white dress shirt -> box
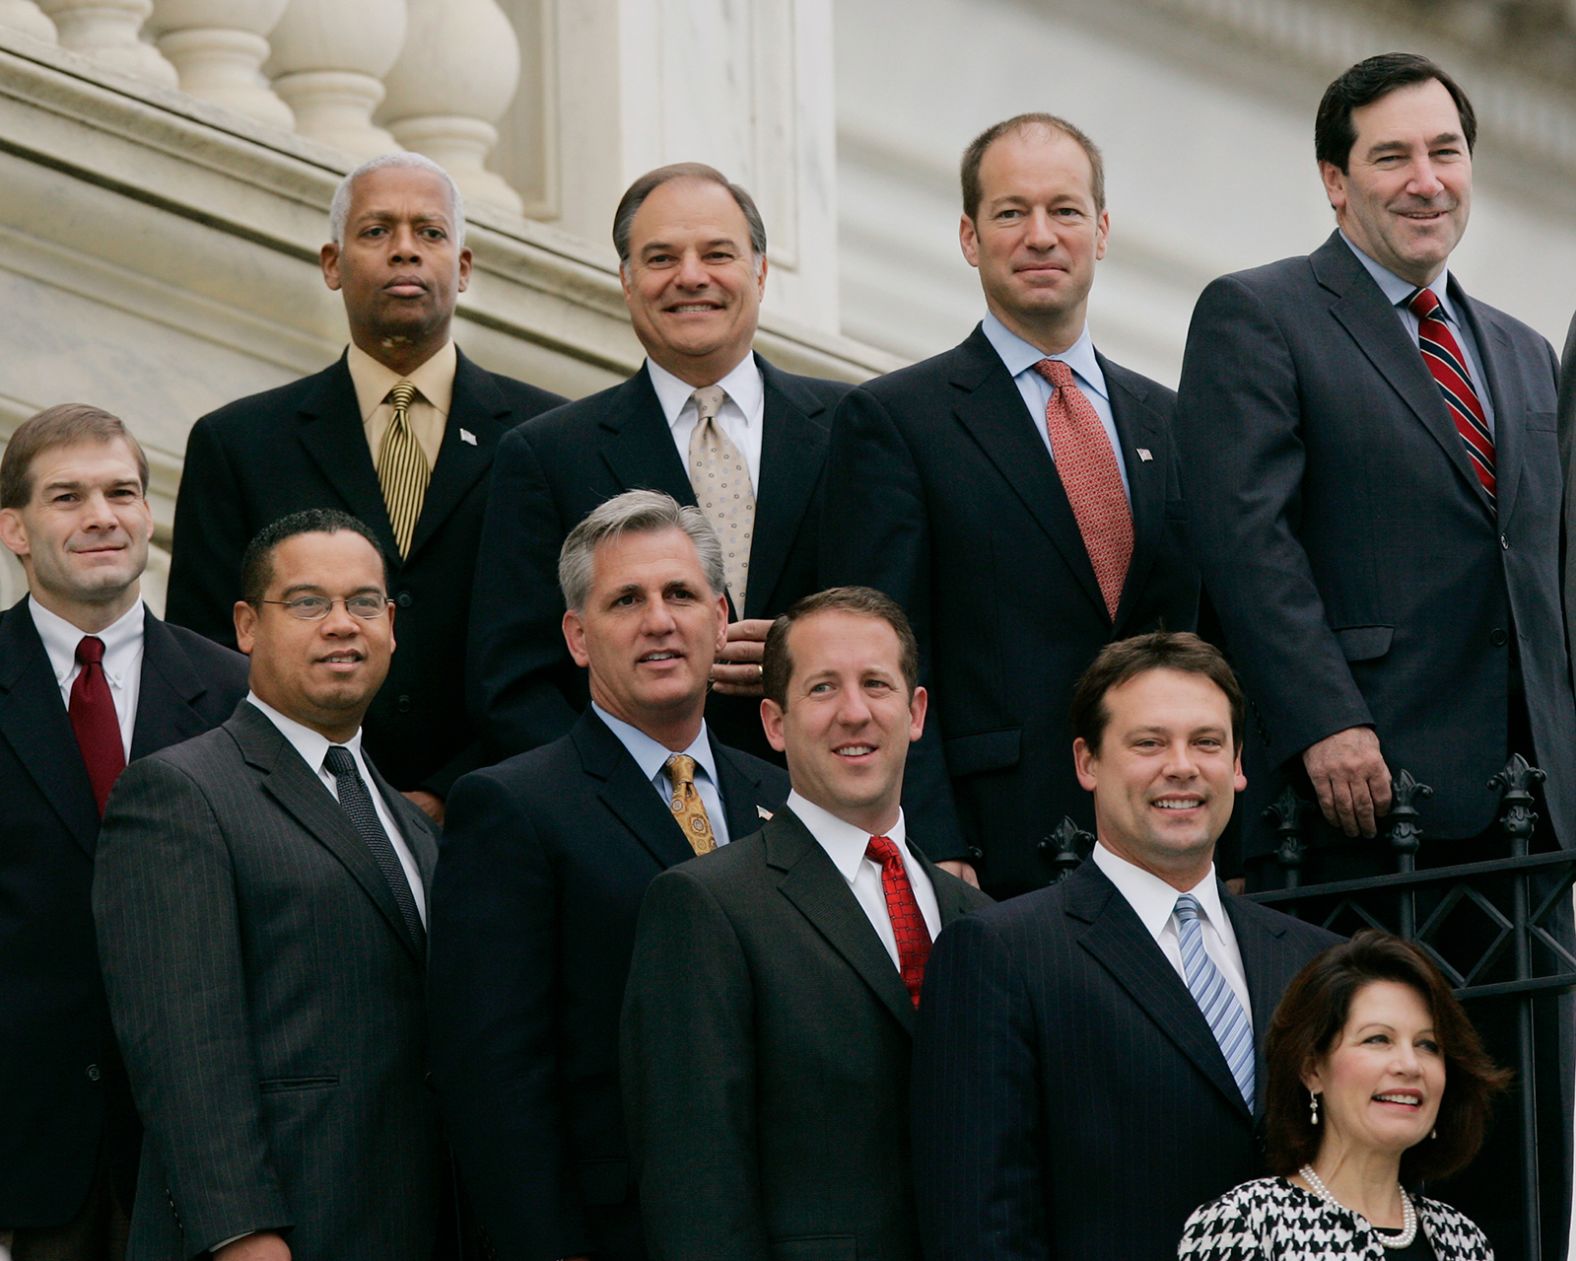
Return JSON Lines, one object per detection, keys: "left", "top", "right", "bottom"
{"left": 647, "top": 353, "right": 766, "bottom": 493}
{"left": 30, "top": 596, "right": 144, "bottom": 760}
{"left": 787, "top": 792, "right": 941, "bottom": 970}
{"left": 245, "top": 693, "right": 426, "bottom": 924}
{"left": 1092, "top": 841, "right": 1251, "bottom": 1018}
{"left": 592, "top": 703, "right": 731, "bottom": 847}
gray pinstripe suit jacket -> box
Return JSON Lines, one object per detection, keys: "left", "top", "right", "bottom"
{"left": 92, "top": 700, "right": 443, "bottom": 1261}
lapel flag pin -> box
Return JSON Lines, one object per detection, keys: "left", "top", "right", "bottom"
{"left": 757, "top": 805, "right": 774, "bottom": 820}
{"left": 460, "top": 428, "right": 477, "bottom": 446}
{"left": 1136, "top": 447, "right": 1153, "bottom": 462}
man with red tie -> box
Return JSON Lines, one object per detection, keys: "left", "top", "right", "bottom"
{"left": 620, "top": 586, "right": 990, "bottom": 1261}
{"left": 0, "top": 405, "right": 246, "bottom": 1261}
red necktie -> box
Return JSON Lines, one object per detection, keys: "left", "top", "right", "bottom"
{"left": 1407, "top": 287, "right": 1495, "bottom": 502}
{"left": 1033, "top": 359, "right": 1133, "bottom": 619}
{"left": 865, "top": 835, "right": 932, "bottom": 1008}
{"left": 70, "top": 635, "right": 126, "bottom": 815}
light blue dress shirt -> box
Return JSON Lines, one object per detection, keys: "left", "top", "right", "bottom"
{"left": 591, "top": 703, "right": 730, "bottom": 847}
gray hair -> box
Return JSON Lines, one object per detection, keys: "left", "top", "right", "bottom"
{"left": 558, "top": 490, "right": 726, "bottom": 612}
{"left": 328, "top": 152, "right": 467, "bottom": 247}
{"left": 611, "top": 162, "right": 767, "bottom": 267}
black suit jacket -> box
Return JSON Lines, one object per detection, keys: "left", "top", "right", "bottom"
{"left": 468, "top": 355, "right": 850, "bottom": 763}
{"left": 911, "top": 859, "right": 1338, "bottom": 1261}
{"left": 93, "top": 702, "right": 443, "bottom": 1261}
{"left": 621, "top": 808, "right": 992, "bottom": 1261}
{"left": 1176, "top": 233, "right": 1575, "bottom": 858}
{"left": 1559, "top": 309, "right": 1576, "bottom": 679}
{"left": 820, "top": 327, "right": 1198, "bottom": 894}
{"left": 428, "top": 709, "right": 789, "bottom": 1261}
{"left": 0, "top": 599, "right": 247, "bottom": 1229}
{"left": 164, "top": 349, "right": 565, "bottom": 795}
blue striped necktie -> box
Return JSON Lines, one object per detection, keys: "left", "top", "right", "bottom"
{"left": 1174, "top": 893, "right": 1255, "bottom": 1110}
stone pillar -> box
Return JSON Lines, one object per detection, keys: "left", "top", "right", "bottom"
{"left": 0, "top": 0, "right": 56, "bottom": 42}
{"left": 266, "top": 0, "right": 404, "bottom": 161}
{"left": 150, "top": 0, "right": 293, "bottom": 129}
{"left": 379, "top": 0, "right": 523, "bottom": 214}
{"left": 37, "top": 0, "right": 177, "bottom": 84}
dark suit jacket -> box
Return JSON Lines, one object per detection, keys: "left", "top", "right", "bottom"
{"left": 621, "top": 807, "right": 992, "bottom": 1261}
{"left": 820, "top": 327, "right": 1198, "bottom": 894}
{"left": 910, "top": 859, "right": 1338, "bottom": 1261}
{"left": 164, "top": 349, "right": 565, "bottom": 795}
{"left": 0, "top": 600, "right": 246, "bottom": 1230}
{"left": 428, "top": 709, "right": 788, "bottom": 1260}
{"left": 1559, "top": 310, "right": 1576, "bottom": 679}
{"left": 92, "top": 702, "right": 443, "bottom": 1261}
{"left": 468, "top": 355, "right": 850, "bottom": 763}
{"left": 1176, "top": 233, "right": 1575, "bottom": 858}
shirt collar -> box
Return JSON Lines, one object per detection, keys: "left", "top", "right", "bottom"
{"left": 645, "top": 352, "right": 763, "bottom": 427}
{"left": 785, "top": 790, "right": 908, "bottom": 886}
{"left": 1338, "top": 231, "right": 1454, "bottom": 319}
{"left": 245, "top": 691, "right": 364, "bottom": 774}
{"left": 981, "top": 311, "right": 1108, "bottom": 401}
{"left": 28, "top": 596, "right": 144, "bottom": 689}
{"left": 590, "top": 702, "right": 718, "bottom": 788}
{"left": 1091, "top": 840, "right": 1225, "bottom": 938}
{"left": 346, "top": 339, "right": 458, "bottom": 423}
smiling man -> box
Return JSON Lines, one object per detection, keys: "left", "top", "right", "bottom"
{"left": 468, "top": 162, "right": 850, "bottom": 767}
{"left": 820, "top": 114, "right": 1198, "bottom": 899}
{"left": 428, "top": 490, "right": 787, "bottom": 1261}
{"left": 165, "top": 153, "right": 564, "bottom": 822}
{"left": 911, "top": 632, "right": 1336, "bottom": 1261}
{"left": 620, "top": 586, "right": 989, "bottom": 1261}
{"left": 93, "top": 509, "right": 445, "bottom": 1261}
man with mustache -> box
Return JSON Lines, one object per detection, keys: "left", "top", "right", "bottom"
{"left": 1175, "top": 52, "right": 1574, "bottom": 1259}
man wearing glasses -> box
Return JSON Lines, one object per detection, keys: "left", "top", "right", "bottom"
{"left": 93, "top": 508, "right": 447, "bottom": 1261}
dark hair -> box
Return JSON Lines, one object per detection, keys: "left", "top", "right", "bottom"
{"left": 1265, "top": 931, "right": 1511, "bottom": 1182}
{"left": 240, "top": 509, "right": 387, "bottom": 605}
{"left": 763, "top": 586, "right": 919, "bottom": 708}
{"left": 1315, "top": 53, "right": 1477, "bottom": 172}
{"left": 0, "top": 404, "right": 150, "bottom": 509}
{"left": 612, "top": 162, "right": 768, "bottom": 265}
{"left": 961, "top": 113, "right": 1106, "bottom": 219}
{"left": 1070, "top": 631, "right": 1245, "bottom": 754}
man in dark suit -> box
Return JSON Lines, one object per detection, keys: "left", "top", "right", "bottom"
{"left": 94, "top": 510, "right": 444, "bottom": 1261}
{"left": 820, "top": 115, "right": 1198, "bottom": 898}
{"left": 0, "top": 406, "right": 247, "bottom": 1261}
{"left": 622, "top": 586, "right": 991, "bottom": 1261}
{"left": 468, "top": 162, "right": 850, "bottom": 764}
{"left": 911, "top": 633, "right": 1338, "bottom": 1261}
{"left": 165, "top": 153, "right": 564, "bottom": 820}
{"left": 1561, "top": 310, "right": 1576, "bottom": 674}
{"left": 429, "top": 490, "right": 788, "bottom": 1261}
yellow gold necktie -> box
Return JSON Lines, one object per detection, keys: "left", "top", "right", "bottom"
{"left": 376, "top": 380, "right": 428, "bottom": 558}
{"left": 665, "top": 753, "right": 717, "bottom": 855}
{"left": 686, "top": 385, "right": 754, "bottom": 613}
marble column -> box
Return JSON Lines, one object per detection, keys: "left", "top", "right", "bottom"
{"left": 37, "top": 0, "right": 178, "bottom": 85}
{"left": 0, "top": 0, "right": 56, "bottom": 41}
{"left": 150, "top": 0, "right": 293, "bottom": 128}
{"left": 266, "top": 0, "right": 404, "bottom": 160}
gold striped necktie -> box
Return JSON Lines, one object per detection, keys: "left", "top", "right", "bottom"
{"left": 376, "top": 379, "right": 429, "bottom": 558}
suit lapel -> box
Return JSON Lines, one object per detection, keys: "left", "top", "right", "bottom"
{"left": 769, "top": 810, "right": 916, "bottom": 1034}
{"left": 1223, "top": 889, "right": 1295, "bottom": 1114}
{"left": 406, "top": 350, "right": 511, "bottom": 563}
{"left": 1451, "top": 283, "right": 1525, "bottom": 524}
{"left": 0, "top": 601, "right": 99, "bottom": 852}
{"left": 233, "top": 703, "right": 425, "bottom": 962}
{"left": 572, "top": 710, "right": 699, "bottom": 870}
{"left": 294, "top": 355, "right": 403, "bottom": 558}
{"left": 130, "top": 610, "right": 223, "bottom": 759}
{"left": 596, "top": 369, "right": 697, "bottom": 508}
{"left": 1103, "top": 357, "right": 1169, "bottom": 630}
{"left": 366, "top": 753, "right": 438, "bottom": 890}
{"left": 711, "top": 733, "right": 779, "bottom": 840}
{"left": 949, "top": 328, "right": 1108, "bottom": 618}
{"left": 1067, "top": 864, "right": 1251, "bottom": 1117}
{"left": 745, "top": 357, "right": 830, "bottom": 618}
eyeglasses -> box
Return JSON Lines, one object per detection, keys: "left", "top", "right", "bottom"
{"left": 255, "top": 595, "right": 391, "bottom": 621}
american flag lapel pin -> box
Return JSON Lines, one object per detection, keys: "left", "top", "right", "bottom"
{"left": 1136, "top": 447, "right": 1153, "bottom": 462}
{"left": 460, "top": 428, "right": 478, "bottom": 446}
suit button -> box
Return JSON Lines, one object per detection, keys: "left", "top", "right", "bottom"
{"left": 1490, "top": 628, "right": 1508, "bottom": 646}
{"left": 85, "top": 1063, "right": 101, "bottom": 1082}
{"left": 397, "top": 694, "right": 413, "bottom": 714}
{"left": 396, "top": 591, "right": 414, "bottom": 608}
{"left": 1500, "top": 534, "right": 1510, "bottom": 550}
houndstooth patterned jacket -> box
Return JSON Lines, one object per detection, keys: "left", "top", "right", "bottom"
{"left": 1177, "top": 1177, "right": 1493, "bottom": 1260}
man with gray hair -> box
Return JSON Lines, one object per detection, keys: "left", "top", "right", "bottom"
{"left": 468, "top": 161, "right": 850, "bottom": 767}
{"left": 165, "top": 152, "right": 564, "bottom": 822}
{"left": 428, "top": 489, "right": 788, "bottom": 1261}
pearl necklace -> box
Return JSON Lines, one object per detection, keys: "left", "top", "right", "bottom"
{"left": 1298, "top": 1164, "right": 1418, "bottom": 1250}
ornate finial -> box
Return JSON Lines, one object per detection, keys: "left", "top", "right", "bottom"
{"left": 1038, "top": 816, "right": 1092, "bottom": 883}
{"left": 1384, "top": 768, "right": 1433, "bottom": 861}
{"left": 1490, "top": 753, "right": 1545, "bottom": 854}
{"left": 1264, "top": 785, "right": 1307, "bottom": 883}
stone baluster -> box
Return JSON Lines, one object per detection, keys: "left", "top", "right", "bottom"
{"left": 378, "top": 0, "right": 522, "bottom": 214}
{"left": 36, "top": 0, "right": 177, "bottom": 85}
{"left": 0, "top": 0, "right": 57, "bottom": 42}
{"left": 266, "top": 0, "right": 404, "bottom": 161}
{"left": 149, "top": 0, "right": 292, "bottom": 128}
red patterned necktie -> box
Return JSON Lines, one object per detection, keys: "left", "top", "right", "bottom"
{"left": 1033, "top": 359, "right": 1133, "bottom": 619}
{"left": 1407, "top": 287, "right": 1495, "bottom": 502}
{"left": 865, "top": 835, "right": 932, "bottom": 1008}
{"left": 70, "top": 635, "right": 126, "bottom": 815}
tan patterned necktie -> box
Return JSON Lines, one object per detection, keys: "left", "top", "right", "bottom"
{"left": 687, "top": 385, "right": 755, "bottom": 612}
{"left": 665, "top": 753, "right": 717, "bottom": 855}
{"left": 1033, "top": 359, "right": 1133, "bottom": 620}
{"left": 376, "top": 380, "right": 429, "bottom": 558}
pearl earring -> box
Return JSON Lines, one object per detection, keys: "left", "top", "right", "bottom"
{"left": 1309, "top": 1090, "right": 1320, "bottom": 1125}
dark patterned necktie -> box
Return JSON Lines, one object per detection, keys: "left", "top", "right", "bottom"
{"left": 70, "top": 635, "right": 126, "bottom": 815}
{"left": 323, "top": 745, "right": 424, "bottom": 947}
{"left": 1407, "top": 287, "right": 1495, "bottom": 502}
{"left": 866, "top": 835, "right": 932, "bottom": 1007}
